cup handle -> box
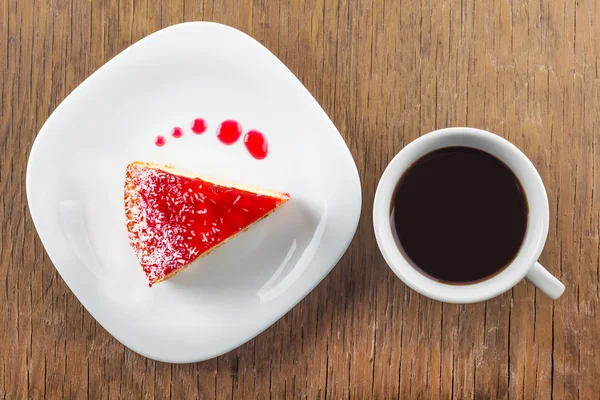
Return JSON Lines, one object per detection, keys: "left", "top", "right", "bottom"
{"left": 525, "top": 262, "right": 565, "bottom": 300}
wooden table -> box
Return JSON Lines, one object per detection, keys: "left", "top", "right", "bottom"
{"left": 1, "top": 0, "right": 599, "bottom": 398}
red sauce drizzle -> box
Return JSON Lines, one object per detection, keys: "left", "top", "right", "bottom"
{"left": 244, "top": 130, "right": 269, "bottom": 160}
{"left": 217, "top": 120, "right": 242, "bottom": 145}
{"left": 157, "top": 120, "right": 269, "bottom": 161}
{"left": 155, "top": 136, "right": 166, "bottom": 147}
{"left": 191, "top": 118, "right": 207, "bottom": 134}
{"left": 171, "top": 127, "right": 183, "bottom": 138}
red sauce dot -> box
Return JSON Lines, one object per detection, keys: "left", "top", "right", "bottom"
{"left": 155, "top": 136, "right": 166, "bottom": 147}
{"left": 217, "top": 120, "right": 242, "bottom": 145}
{"left": 244, "top": 130, "right": 268, "bottom": 160}
{"left": 172, "top": 127, "right": 183, "bottom": 138}
{"left": 191, "top": 118, "right": 207, "bottom": 134}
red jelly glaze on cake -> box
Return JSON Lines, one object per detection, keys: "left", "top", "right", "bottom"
{"left": 217, "top": 120, "right": 242, "bottom": 145}
{"left": 191, "top": 118, "right": 207, "bottom": 134}
{"left": 244, "top": 130, "right": 268, "bottom": 159}
{"left": 125, "top": 163, "right": 289, "bottom": 286}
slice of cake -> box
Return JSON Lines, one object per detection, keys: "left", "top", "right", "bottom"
{"left": 124, "top": 162, "right": 289, "bottom": 286}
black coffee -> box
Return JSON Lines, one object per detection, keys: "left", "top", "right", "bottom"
{"left": 391, "top": 146, "right": 528, "bottom": 283}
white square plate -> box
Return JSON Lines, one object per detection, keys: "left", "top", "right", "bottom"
{"left": 26, "top": 22, "right": 361, "bottom": 363}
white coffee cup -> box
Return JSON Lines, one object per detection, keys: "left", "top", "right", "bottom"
{"left": 373, "top": 127, "right": 565, "bottom": 303}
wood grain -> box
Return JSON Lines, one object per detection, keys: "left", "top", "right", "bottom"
{"left": 1, "top": 0, "right": 599, "bottom": 398}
